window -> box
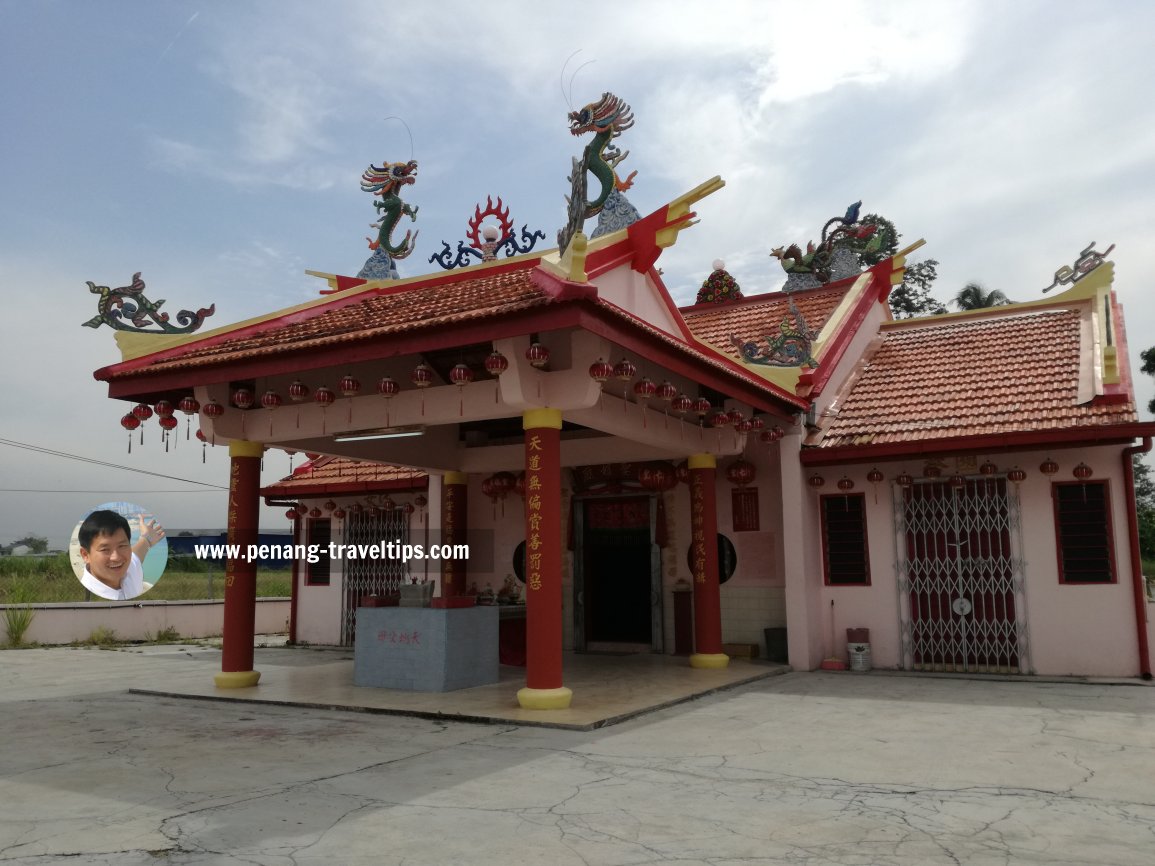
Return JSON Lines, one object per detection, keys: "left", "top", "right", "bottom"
{"left": 1053, "top": 481, "right": 1116, "bottom": 584}
{"left": 306, "top": 518, "right": 332, "bottom": 586}
{"left": 821, "top": 493, "right": 870, "bottom": 585}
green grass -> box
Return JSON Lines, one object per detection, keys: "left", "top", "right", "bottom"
{"left": 0, "top": 554, "right": 291, "bottom": 604}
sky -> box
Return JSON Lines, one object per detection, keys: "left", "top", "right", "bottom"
{"left": 2, "top": 0, "right": 1154, "bottom": 548}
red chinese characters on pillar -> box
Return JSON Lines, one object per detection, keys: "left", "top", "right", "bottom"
{"left": 220, "top": 442, "right": 262, "bottom": 684}
{"left": 441, "top": 476, "right": 467, "bottom": 596}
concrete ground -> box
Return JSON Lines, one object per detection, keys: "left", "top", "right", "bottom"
{"left": 1, "top": 645, "right": 1152, "bottom": 865}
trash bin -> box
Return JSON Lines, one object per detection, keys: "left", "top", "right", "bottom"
{"left": 764, "top": 627, "right": 788, "bottom": 663}
{"left": 847, "top": 643, "right": 872, "bottom": 672}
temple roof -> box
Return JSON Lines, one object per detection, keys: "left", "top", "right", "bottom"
{"left": 681, "top": 281, "right": 852, "bottom": 362}
{"left": 261, "top": 455, "right": 427, "bottom": 498}
{"left": 806, "top": 304, "right": 1139, "bottom": 456}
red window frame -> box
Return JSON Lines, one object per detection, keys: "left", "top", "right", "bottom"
{"left": 820, "top": 492, "right": 871, "bottom": 586}
{"left": 1052, "top": 480, "right": 1117, "bottom": 584}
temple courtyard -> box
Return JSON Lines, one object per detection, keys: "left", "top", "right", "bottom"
{"left": 0, "top": 645, "right": 1152, "bottom": 865}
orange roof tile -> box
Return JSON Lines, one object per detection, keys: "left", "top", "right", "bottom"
{"left": 262, "top": 456, "right": 426, "bottom": 496}
{"left": 681, "top": 283, "right": 850, "bottom": 360}
{"left": 812, "top": 308, "right": 1136, "bottom": 449}
{"left": 110, "top": 267, "right": 550, "bottom": 378}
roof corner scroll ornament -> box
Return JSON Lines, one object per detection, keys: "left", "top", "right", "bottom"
{"left": 557, "top": 91, "right": 639, "bottom": 255}
{"left": 82, "top": 272, "right": 215, "bottom": 334}
{"left": 1041, "top": 241, "right": 1116, "bottom": 293}
{"left": 357, "top": 159, "right": 419, "bottom": 280}
{"left": 729, "top": 299, "right": 819, "bottom": 368}
{"left": 771, "top": 200, "right": 882, "bottom": 289}
{"left": 428, "top": 197, "right": 546, "bottom": 270}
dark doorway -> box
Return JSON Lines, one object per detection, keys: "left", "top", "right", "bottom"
{"left": 582, "top": 496, "right": 653, "bottom": 645}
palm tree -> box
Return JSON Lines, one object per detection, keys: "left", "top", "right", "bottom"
{"left": 953, "top": 282, "right": 1012, "bottom": 311}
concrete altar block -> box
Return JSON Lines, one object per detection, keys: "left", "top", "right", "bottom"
{"left": 354, "top": 606, "right": 499, "bottom": 691}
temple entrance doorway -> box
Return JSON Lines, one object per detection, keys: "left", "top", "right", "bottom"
{"left": 574, "top": 495, "right": 663, "bottom": 653}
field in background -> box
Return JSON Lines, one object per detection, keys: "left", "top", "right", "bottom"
{"left": 0, "top": 554, "right": 291, "bottom": 603}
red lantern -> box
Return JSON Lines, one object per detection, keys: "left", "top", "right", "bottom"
{"left": 485, "top": 350, "right": 509, "bottom": 376}
{"left": 613, "top": 358, "right": 637, "bottom": 381}
{"left": 1073, "top": 462, "right": 1093, "bottom": 480}
{"left": 708, "top": 410, "right": 730, "bottom": 428}
{"left": 449, "top": 363, "right": 473, "bottom": 386}
{"left": 736, "top": 419, "right": 754, "bottom": 433}
{"left": 309, "top": 507, "right": 322, "bottom": 518}
{"left": 1007, "top": 467, "right": 1027, "bottom": 484}
{"left": 672, "top": 394, "right": 692, "bottom": 414}
{"left": 339, "top": 375, "right": 361, "bottom": 398}
{"left": 380, "top": 496, "right": 396, "bottom": 512}
{"left": 177, "top": 396, "right": 200, "bottom": 440}
{"left": 414, "top": 493, "right": 428, "bottom": 509}
{"left": 132, "top": 403, "right": 153, "bottom": 422}
{"left": 402, "top": 502, "right": 415, "bottom": 516}
{"left": 949, "top": 474, "right": 966, "bottom": 489}
{"left": 807, "top": 474, "right": 826, "bottom": 489}
{"left": 727, "top": 408, "right": 744, "bottom": 427}
{"left": 196, "top": 427, "right": 207, "bottom": 462}
{"left": 693, "top": 397, "right": 712, "bottom": 417}
{"left": 377, "top": 376, "right": 399, "bottom": 398}
{"left": 525, "top": 342, "right": 550, "bottom": 369}
{"left": 288, "top": 380, "right": 310, "bottom": 402}
{"left": 760, "top": 424, "right": 785, "bottom": 443}
{"left": 633, "top": 377, "right": 656, "bottom": 400}
{"left": 411, "top": 364, "right": 433, "bottom": 388}
{"left": 332, "top": 507, "right": 347, "bottom": 520}
{"left": 285, "top": 508, "right": 299, "bottom": 520}
{"left": 1040, "top": 458, "right": 1059, "bottom": 476}
{"left": 923, "top": 464, "right": 942, "bottom": 478}
{"left": 979, "top": 460, "right": 998, "bottom": 476}
{"left": 866, "top": 468, "right": 885, "bottom": 485}
{"left": 491, "top": 471, "right": 515, "bottom": 498}
{"left": 154, "top": 400, "right": 175, "bottom": 418}
{"left": 895, "top": 471, "right": 914, "bottom": 488}
{"left": 657, "top": 381, "right": 677, "bottom": 403}
{"left": 348, "top": 502, "right": 363, "bottom": 514}
{"left": 322, "top": 500, "right": 335, "bottom": 512}
{"left": 749, "top": 417, "right": 765, "bottom": 431}
{"left": 314, "top": 386, "right": 335, "bottom": 406}
{"left": 232, "top": 388, "right": 254, "bottom": 409}
{"left": 726, "top": 459, "right": 756, "bottom": 487}
{"left": 837, "top": 476, "right": 855, "bottom": 491}
{"left": 588, "top": 358, "right": 613, "bottom": 383}
{"left": 514, "top": 471, "right": 527, "bottom": 498}
{"left": 261, "top": 390, "right": 282, "bottom": 411}
{"left": 159, "top": 415, "right": 178, "bottom": 432}
{"left": 120, "top": 413, "right": 140, "bottom": 453}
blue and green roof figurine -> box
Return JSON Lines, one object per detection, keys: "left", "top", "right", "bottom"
{"left": 358, "top": 159, "right": 419, "bottom": 280}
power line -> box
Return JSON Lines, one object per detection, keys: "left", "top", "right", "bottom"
{"left": 0, "top": 438, "right": 229, "bottom": 490}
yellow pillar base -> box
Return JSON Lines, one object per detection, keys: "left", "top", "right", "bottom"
{"left": 690, "top": 653, "right": 730, "bottom": 669}
{"left": 214, "top": 670, "right": 261, "bottom": 689}
{"left": 517, "top": 686, "right": 573, "bottom": 709}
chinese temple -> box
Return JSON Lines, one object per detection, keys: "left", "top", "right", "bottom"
{"left": 91, "top": 94, "right": 1154, "bottom": 706}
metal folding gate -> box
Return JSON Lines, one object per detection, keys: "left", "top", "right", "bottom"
{"left": 340, "top": 510, "right": 410, "bottom": 646}
{"left": 895, "top": 477, "right": 1031, "bottom": 673}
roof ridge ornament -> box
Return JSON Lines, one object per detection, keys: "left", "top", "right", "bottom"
{"left": 730, "top": 299, "right": 819, "bottom": 369}
{"left": 772, "top": 200, "right": 882, "bottom": 289}
{"left": 428, "top": 196, "right": 546, "bottom": 270}
{"left": 1041, "top": 242, "right": 1116, "bottom": 293}
{"left": 358, "top": 158, "right": 419, "bottom": 280}
{"left": 557, "top": 91, "right": 637, "bottom": 255}
{"left": 82, "top": 272, "right": 215, "bottom": 334}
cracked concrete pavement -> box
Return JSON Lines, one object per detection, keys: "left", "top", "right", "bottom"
{"left": 1, "top": 645, "right": 1152, "bottom": 865}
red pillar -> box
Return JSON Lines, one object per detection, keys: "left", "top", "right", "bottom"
{"left": 518, "top": 408, "right": 572, "bottom": 709}
{"left": 215, "top": 440, "right": 263, "bottom": 688}
{"left": 440, "top": 472, "right": 468, "bottom": 597}
{"left": 688, "top": 453, "right": 729, "bottom": 669}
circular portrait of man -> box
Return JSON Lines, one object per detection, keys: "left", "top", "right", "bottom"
{"left": 69, "top": 502, "right": 168, "bottom": 601}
